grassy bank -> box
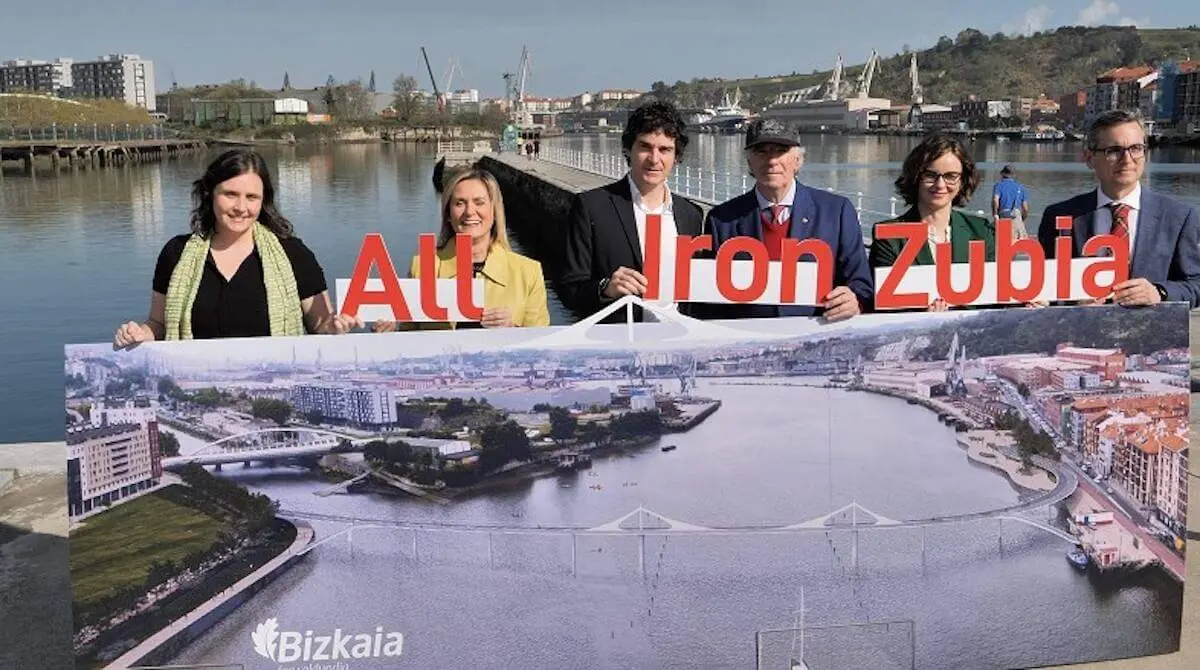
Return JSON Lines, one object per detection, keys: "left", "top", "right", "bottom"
{"left": 70, "top": 488, "right": 223, "bottom": 610}
{"left": 70, "top": 478, "right": 296, "bottom": 668}
{"left": 0, "top": 94, "right": 153, "bottom": 127}
{"left": 74, "top": 518, "right": 296, "bottom": 669}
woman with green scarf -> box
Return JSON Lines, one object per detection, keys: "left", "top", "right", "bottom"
{"left": 113, "top": 149, "right": 359, "bottom": 346}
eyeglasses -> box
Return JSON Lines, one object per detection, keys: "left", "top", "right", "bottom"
{"left": 1092, "top": 144, "right": 1146, "bottom": 161}
{"left": 919, "top": 170, "right": 962, "bottom": 186}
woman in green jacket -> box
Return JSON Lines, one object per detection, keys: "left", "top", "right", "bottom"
{"left": 870, "top": 134, "right": 1040, "bottom": 311}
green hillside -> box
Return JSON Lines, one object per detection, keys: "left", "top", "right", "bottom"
{"left": 647, "top": 26, "right": 1200, "bottom": 112}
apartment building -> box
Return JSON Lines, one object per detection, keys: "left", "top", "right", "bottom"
{"left": 66, "top": 421, "right": 162, "bottom": 519}
{"left": 0, "top": 58, "right": 72, "bottom": 94}
{"left": 70, "top": 54, "right": 156, "bottom": 110}
{"left": 291, "top": 383, "right": 400, "bottom": 425}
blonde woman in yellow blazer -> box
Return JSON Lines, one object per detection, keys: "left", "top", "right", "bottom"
{"left": 377, "top": 166, "right": 550, "bottom": 331}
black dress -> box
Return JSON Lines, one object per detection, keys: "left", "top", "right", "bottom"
{"left": 152, "top": 234, "right": 328, "bottom": 339}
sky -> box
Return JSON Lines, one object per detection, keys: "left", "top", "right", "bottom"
{"left": 2, "top": 0, "right": 1192, "bottom": 99}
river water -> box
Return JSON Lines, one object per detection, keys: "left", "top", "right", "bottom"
{"left": 157, "top": 379, "right": 1182, "bottom": 670}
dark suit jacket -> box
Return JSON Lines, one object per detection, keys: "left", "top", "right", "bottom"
{"left": 870, "top": 207, "right": 997, "bottom": 267}
{"left": 1036, "top": 188, "right": 1200, "bottom": 307}
{"left": 559, "top": 177, "right": 705, "bottom": 322}
{"left": 696, "top": 181, "right": 874, "bottom": 319}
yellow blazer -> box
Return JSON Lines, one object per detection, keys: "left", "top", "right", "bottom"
{"left": 405, "top": 242, "right": 550, "bottom": 329}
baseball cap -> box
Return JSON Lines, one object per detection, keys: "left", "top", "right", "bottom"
{"left": 745, "top": 118, "right": 799, "bottom": 149}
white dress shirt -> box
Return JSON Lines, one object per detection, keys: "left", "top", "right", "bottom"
{"left": 628, "top": 174, "right": 678, "bottom": 316}
{"left": 753, "top": 181, "right": 797, "bottom": 218}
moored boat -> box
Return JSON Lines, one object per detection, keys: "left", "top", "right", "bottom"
{"left": 1067, "top": 546, "right": 1090, "bottom": 570}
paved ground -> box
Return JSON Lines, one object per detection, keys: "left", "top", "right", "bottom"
{"left": 488, "top": 152, "right": 625, "bottom": 196}
{"left": 0, "top": 442, "right": 72, "bottom": 670}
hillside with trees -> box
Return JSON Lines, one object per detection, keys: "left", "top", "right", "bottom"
{"left": 904, "top": 305, "right": 1189, "bottom": 361}
{"left": 645, "top": 26, "right": 1200, "bottom": 112}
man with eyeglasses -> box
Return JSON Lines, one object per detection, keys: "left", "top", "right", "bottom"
{"left": 693, "top": 118, "right": 872, "bottom": 321}
{"left": 1037, "top": 109, "right": 1200, "bottom": 307}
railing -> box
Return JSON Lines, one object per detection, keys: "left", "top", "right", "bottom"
{"left": 436, "top": 139, "right": 467, "bottom": 154}
{"left": 1, "top": 123, "right": 169, "bottom": 142}
{"left": 539, "top": 145, "right": 992, "bottom": 223}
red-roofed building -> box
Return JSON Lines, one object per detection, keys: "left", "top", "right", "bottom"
{"left": 1086, "top": 65, "right": 1158, "bottom": 122}
{"left": 1153, "top": 420, "right": 1189, "bottom": 534}
{"left": 1069, "top": 393, "right": 1188, "bottom": 464}
{"left": 1055, "top": 343, "right": 1125, "bottom": 380}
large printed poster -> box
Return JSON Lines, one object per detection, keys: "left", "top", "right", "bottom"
{"left": 63, "top": 304, "right": 1189, "bottom": 669}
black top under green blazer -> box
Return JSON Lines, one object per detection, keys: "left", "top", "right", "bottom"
{"left": 869, "top": 207, "right": 997, "bottom": 267}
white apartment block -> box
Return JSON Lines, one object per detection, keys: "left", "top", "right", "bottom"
{"left": 67, "top": 422, "right": 162, "bottom": 519}
{"left": 71, "top": 53, "right": 156, "bottom": 110}
{"left": 90, "top": 399, "right": 156, "bottom": 428}
{"left": 1155, "top": 438, "right": 1187, "bottom": 531}
{"left": 447, "top": 89, "right": 479, "bottom": 104}
{"left": 596, "top": 88, "right": 642, "bottom": 101}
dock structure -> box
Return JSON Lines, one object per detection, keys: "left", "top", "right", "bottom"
{"left": 0, "top": 138, "right": 207, "bottom": 173}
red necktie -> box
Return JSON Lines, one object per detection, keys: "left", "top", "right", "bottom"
{"left": 761, "top": 205, "right": 789, "bottom": 260}
{"left": 1108, "top": 202, "right": 1131, "bottom": 240}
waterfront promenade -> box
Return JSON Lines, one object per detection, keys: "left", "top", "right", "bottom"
{"left": 104, "top": 518, "right": 315, "bottom": 669}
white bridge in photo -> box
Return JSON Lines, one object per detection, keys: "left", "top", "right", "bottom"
{"left": 161, "top": 427, "right": 369, "bottom": 469}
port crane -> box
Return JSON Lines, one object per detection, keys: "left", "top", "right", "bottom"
{"left": 501, "top": 46, "right": 531, "bottom": 125}
{"left": 420, "top": 47, "right": 443, "bottom": 114}
{"left": 854, "top": 50, "right": 879, "bottom": 98}
{"left": 822, "top": 54, "right": 844, "bottom": 100}
{"left": 907, "top": 53, "right": 924, "bottom": 129}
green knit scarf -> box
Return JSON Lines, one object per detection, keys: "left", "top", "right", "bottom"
{"left": 163, "top": 222, "right": 305, "bottom": 340}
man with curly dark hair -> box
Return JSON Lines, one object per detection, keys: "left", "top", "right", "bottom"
{"left": 560, "top": 100, "right": 705, "bottom": 322}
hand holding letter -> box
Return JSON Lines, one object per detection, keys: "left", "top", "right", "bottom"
{"left": 481, "top": 307, "right": 514, "bottom": 328}
{"left": 821, "top": 286, "right": 861, "bottom": 322}
{"left": 1112, "top": 278, "right": 1160, "bottom": 307}
{"left": 603, "top": 267, "right": 649, "bottom": 300}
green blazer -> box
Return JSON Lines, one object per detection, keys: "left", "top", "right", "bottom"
{"left": 869, "top": 207, "right": 997, "bottom": 267}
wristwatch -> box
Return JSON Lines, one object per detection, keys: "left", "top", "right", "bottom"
{"left": 1154, "top": 284, "right": 1168, "bottom": 302}
{"left": 598, "top": 277, "right": 612, "bottom": 301}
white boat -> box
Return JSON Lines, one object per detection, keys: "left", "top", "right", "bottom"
{"left": 1021, "top": 128, "right": 1065, "bottom": 141}
{"left": 706, "top": 88, "right": 750, "bottom": 124}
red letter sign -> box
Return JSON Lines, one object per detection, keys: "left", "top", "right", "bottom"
{"left": 340, "top": 233, "right": 412, "bottom": 320}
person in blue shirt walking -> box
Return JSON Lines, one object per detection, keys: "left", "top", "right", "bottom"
{"left": 992, "top": 165, "right": 1030, "bottom": 238}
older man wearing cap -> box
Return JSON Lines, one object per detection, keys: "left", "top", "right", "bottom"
{"left": 697, "top": 118, "right": 872, "bottom": 321}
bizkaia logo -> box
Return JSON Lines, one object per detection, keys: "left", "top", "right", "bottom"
{"left": 252, "top": 617, "right": 404, "bottom": 664}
